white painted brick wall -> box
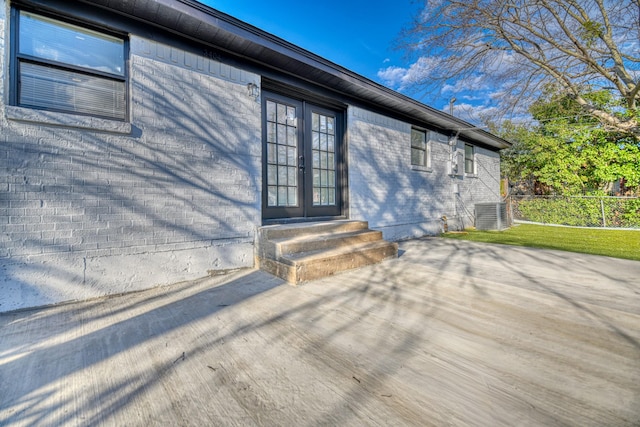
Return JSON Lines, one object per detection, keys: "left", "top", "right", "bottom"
{"left": 347, "top": 106, "right": 501, "bottom": 239}
{"left": 0, "top": 6, "right": 262, "bottom": 311}
{"left": 455, "top": 144, "right": 502, "bottom": 229}
{"left": 0, "top": 2, "right": 504, "bottom": 311}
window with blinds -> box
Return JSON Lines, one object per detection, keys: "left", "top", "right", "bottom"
{"left": 14, "top": 10, "right": 127, "bottom": 121}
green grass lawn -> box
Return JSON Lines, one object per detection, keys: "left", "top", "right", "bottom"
{"left": 441, "top": 223, "right": 640, "bottom": 261}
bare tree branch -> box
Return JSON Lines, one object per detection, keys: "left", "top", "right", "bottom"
{"left": 394, "top": 0, "right": 640, "bottom": 136}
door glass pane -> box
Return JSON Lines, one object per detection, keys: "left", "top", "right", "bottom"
{"left": 287, "top": 126, "right": 296, "bottom": 146}
{"left": 278, "top": 187, "right": 287, "bottom": 205}
{"left": 277, "top": 145, "right": 287, "bottom": 164}
{"left": 266, "top": 100, "right": 298, "bottom": 207}
{"left": 288, "top": 167, "right": 297, "bottom": 186}
{"left": 277, "top": 104, "right": 286, "bottom": 124}
{"left": 287, "top": 147, "right": 296, "bottom": 165}
{"left": 277, "top": 124, "right": 286, "bottom": 144}
{"left": 267, "top": 165, "right": 277, "bottom": 184}
{"left": 268, "top": 186, "right": 277, "bottom": 206}
{"left": 288, "top": 187, "right": 297, "bottom": 206}
{"left": 266, "top": 122, "right": 276, "bottom": 142}
{"left": 266, "top": 101, "right": 276, "bottom": 122}
{"left": 278, "top": 166, "right": 288, "bottom": 185}
{"left": 286, "top": 106, "right": 296, "bottom": 124}
{"left": 311, "top": 111, "right": 337, "bottom": 206}
{"left": 267, "top": 143, "right": 276, "bottom": 163}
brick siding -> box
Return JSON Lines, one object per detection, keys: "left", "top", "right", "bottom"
{"left": 347, "top": 106, "right": 501, "bottom": 239}
{"left": 0, "top": 4, "right": 261, "bottom": 311}
{"left": 0, "top": 2, "right": 503, "bottom": 311}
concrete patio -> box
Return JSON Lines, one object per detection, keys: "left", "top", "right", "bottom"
{"left": 1, "top": 238, "right": 639, "bottom": 426}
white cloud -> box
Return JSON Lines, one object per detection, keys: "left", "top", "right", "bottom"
{"left": 442, "top": 75, "right": 490, "bottom": 94}
{"left": 377, "top": 56, "right": 440, "bottom": 91}
{"left": 377, "top": 55, "right": 532, "bottom": 126}
{"left": 377, "top": 66, "right": 409, "bottom": 89}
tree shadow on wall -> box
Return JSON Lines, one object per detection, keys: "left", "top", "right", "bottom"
{"left": 1, "top": 59, "right": 262, "bottom": 310}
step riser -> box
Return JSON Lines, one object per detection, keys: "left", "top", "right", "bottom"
{"left": 276, "top": 230, "right": 383, "bottom": 256}
{"left": 259, "top": 220, "right": 368, "bottom": 241}
{"left": 257, "top": 220, "right": 398, "bottom": 283}
{"left": 259, "top": 243, "right": 398, "bottom": 284}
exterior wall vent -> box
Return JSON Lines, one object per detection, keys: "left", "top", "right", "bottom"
{"left": 475, "top": 202, "right": 510, "bottom": 230}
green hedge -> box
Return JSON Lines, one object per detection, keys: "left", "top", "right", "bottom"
{"left": 511, "top": 197, "right": 640, "bottom": 228}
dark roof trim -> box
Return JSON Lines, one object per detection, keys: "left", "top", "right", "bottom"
{"left": 80, "top": 0, "right": 510, "bottom": 149}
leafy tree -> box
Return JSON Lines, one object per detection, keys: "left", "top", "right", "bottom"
{"left": 399, "top": 0, "right": 640, "bottom": 137}
{"left": 499, "top": 90, "right": 640, "bottom": 194}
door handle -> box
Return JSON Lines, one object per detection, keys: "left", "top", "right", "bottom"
{"left": 298, "top": 155, "right": 305, "bottom": 170}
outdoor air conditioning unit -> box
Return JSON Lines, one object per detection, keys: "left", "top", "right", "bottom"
{"left": 475, "top": 202, "right": 510, "bottom": 230}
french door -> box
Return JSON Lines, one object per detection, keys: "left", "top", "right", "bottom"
{"left": 262, "top": 91, "right": 343, "bottom": 220}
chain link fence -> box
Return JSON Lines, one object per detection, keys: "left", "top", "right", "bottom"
{"left": 507, "top": 195, "right": 640, "bottom": 228}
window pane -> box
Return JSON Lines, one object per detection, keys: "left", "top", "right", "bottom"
{"left": 266, "top": 122, "right": 276, "bottom": 142}
{"left": 465, "top": 144, "right": 475, "bottom": 173}
{"left": 278, "top": 187, "right": 287, "bottom": 206}
{"left": 286, "top": 106, "right": 296, "bottom": 125}
{"left": 327, "top": 117, "right": 334, "bottom": 135}
{"left": 267, "top": 165, "right": 277, "bottom": 185}
{"left": 19, "top": 12, "right": 124, "bottom": 76}
{"left": 277, "top": 104, "right": 286, "bottom": 124}
{"left": 268, "top": 186, "right": 277, "bottom": 206}
{"left": 277, "top": 145, "right": 287, "bottom": 165}
{"left": 411, "top": 129, "right": 426, "bottom": 149}
{"left": 287, "top": 126, "right": 296, "bottom": 146}
{"left": 321, "top": 188, "right": 328, "bottom": 204}
{"left": 267, "top": 143, "right": 276, "bottom": 163}
{"left": 266, "top": 101, "right": 276, "bottom": 122}
{"left": 288, "top": 187, "right": 297, "bottom": 206}
{"left": 465, "top": 144, "right": 474, "bottom": 158}
{"left": 278, "top": 166, "right": 288, "bottom": 185}
{"left": 287, "top": 147, "right": 296, "bottom": 166}
{"left": 320, "top": 152, "right": 328, "bottom": 169}
{"left": 411, "top": 148, "right": 425, "bottom": 166}
{"left": 288, "top": 167, "right": 297, "bottom": 186}
{"left": 19, "top": 62, "right": 125, "bottom": 120}
{"left": 277, "top": 124, "right": 286, "bottom": 144}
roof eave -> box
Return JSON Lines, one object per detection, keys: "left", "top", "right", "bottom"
{"left": 81, "top": 0, "right": 511, "bottom": 149}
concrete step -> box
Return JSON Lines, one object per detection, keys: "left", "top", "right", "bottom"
{"left": 256, "top": 220, "right": 398, "bottom": 284}
{"left": 269, "top": 229, "right": 384, "bottom": 257}
{"left": 258, "top": 220, "right": 369, "bottom": 241}
{"left": 259, "top": 240, "right": 398, "bottom": 283}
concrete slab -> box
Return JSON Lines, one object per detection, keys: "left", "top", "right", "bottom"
{"left": 1, "top": 238, "right": 639, "bottom": 426}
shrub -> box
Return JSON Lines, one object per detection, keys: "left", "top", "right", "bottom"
{"left": 512, "top": 197, "right": 640, "bottom": 228}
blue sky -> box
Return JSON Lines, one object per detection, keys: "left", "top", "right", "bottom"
{"left": 202, "top": 1, "right": 439, "bottom": 102}
{"left": 204, "top": 0, "right": 418, "bottom": 79}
